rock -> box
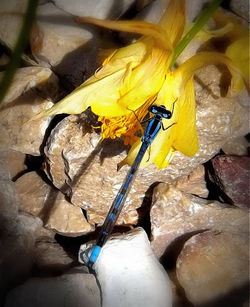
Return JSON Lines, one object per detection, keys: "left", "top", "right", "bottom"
{"left": 150, "top": 184, "right": 248, "bottom": 258}
{"left": 0, "top": 67, "right": 60, "bottom": 155}
{"left": 176, "top": 231, "right": 249, "bottom": 305}
{"left": 0, "top": 150, "right": 27, "bottom": 180}
{"left": 0, "top": 212, "right": 42, "bottom": 305}
{"left": 4, "top": 267, "right": 101, "bottom": 307}
{"left": 209, "top": 155, "right": 250, "bottom": 210}
{"left": 30, "top": 2, "right": 98, "bottom": 89}
{"left": 230, "top": 0, "right": 249, "bottom": 21}
{"left": 0, "top": 168, "right": 19, "bottom": 217}
{"left": 15, "top": 171, "right": 94, "bottom": 236}
{"left": 79, "top": 228, "right": 172, "bottom": 307}
{"left": 52, "top": 0, "right": 136, "bottom": 19}
{"left": 44, "top": 114, "right": 139, "bottom": 226}
{"left": 172, "top": 165, "right": 208, "bottom": 198}
{"left": 222, "top": 135, "right": 249, "bottom": 156}
{"left": 45, "top": 193, "right": 94, "bottom": 236}
{"left": 0, "top": 0, "right": 28, "bottom": 49}
{"left": 33, "top": 229, "right": 74, "bottom": 273}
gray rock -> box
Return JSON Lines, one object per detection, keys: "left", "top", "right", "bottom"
{"left": 4, "top": 267, "right": 101, "bottom": 307}
{"left": 230, "top": 0, "right": 249, "bottom": 21}
{"left": 0, "top": 213, "right": 42, "bottom": 305}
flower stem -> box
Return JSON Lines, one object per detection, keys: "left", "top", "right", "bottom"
{"left": 0, "top": 0, "right": 39, "bottom": 104}
{"left": 170, "top": 0, "right": 223, "bottom": 69}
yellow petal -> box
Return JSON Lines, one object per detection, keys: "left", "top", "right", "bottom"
{"left": 159, "top": 0, "right": 185, "bottom": 47}
{"left": 75, "top": 17, "right": 172, "bottom": 51}
{"left": 175, "top": 51, "right": 246, "bottom": 93}
{"left": 197, "top": 22, "right": 234, "bottom": 41}
{"left": 213, "top": 9, "right": 249, "bottom": 41}
{"left": 118, "top": 46, "right": 171, "bottom": 110}
{"left": 172, "top": 78, "right": 199, "bottom": 156}
{"left": 31, "top": 68, "right": 129, "bottom": 120}
{"left": 226, "top": 36, "right": 250, "bottom": 90}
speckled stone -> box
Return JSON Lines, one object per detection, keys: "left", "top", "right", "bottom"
{"left": 150, "top": 183, "right": 248, "bottom": 258}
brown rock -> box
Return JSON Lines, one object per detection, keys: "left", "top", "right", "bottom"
{"left": 15, "top": 171, "right": 94, "bottom": 236}
{"left": 1, "top": 150, "right": 27, "bottom": 180}
{"left": 222, "top": 136, "right": 249, "bottom": 156}
{"left": 34, "top": 230, "right": 74, "bottom": 273}
{"left": 209, "top": 155, "right": 250, "bottom": 210}
{"left": 150, "top": 184, "right": 248, "bottom": 258}
{"left": 44, "top": 114, "right": 140, "bottom": 226}
{"left": 176, "top": 231, "right": 249, "bottom": 305}
{"left": 173, "top": 165, "right": 208, "bottom": 198}
{"left": 0, "top": 67, "right": 60, "bottom": 155}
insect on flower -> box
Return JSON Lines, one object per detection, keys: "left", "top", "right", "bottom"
{"left": 32, "top": 0, "right": 249, "bottom": 169}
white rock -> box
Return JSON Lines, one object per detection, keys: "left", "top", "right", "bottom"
{"left": 52, "top": 0, "right": 136, "bottom": 19}
{"left": 4, "top": 267, "right": 101, "bottom": 307}
{"left": 79, "top": 228, "right": 172, "bottom": 307}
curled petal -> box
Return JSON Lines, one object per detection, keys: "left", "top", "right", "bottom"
{"left": 159, "top": 0, "right": 185, "bottom": 47}
{"left": 226, "top": 36, "right": 250, "bottom": 90}
{"left": 175, "top": 52, "right": 247, "bottom": 93}
{"left": 197, "top": 22, "right": 234, "bottom": 41}
{"left": 213, "top": 10, "right": 249, "bottom": 41}
{"left": 76, "top": 17, "right": 173, "bottom": 51}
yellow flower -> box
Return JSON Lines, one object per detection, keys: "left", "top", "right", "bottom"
{"left": 33, "top": 0, "right": 248, "bottom": 169}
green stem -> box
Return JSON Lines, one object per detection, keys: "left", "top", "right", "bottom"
{"left": 170, "top": 0, "right": 223, "bottom": 69}
{"left": 0, "top": 0, "right": 39, "bottom": 104}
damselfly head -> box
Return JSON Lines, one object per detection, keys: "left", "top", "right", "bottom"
{"left": 149, "top": 105, "right": 172, "bottom": 119}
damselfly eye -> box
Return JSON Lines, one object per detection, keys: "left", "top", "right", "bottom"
{"left": 149, "top": 105, "right": 157, "bottom": 113}
{"left": 163, "top": 110, "right": 172, "bottom": 119}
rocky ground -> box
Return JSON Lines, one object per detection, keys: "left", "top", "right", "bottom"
{"left": 0, "top": 0, "right": 249, "bottom": 307}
